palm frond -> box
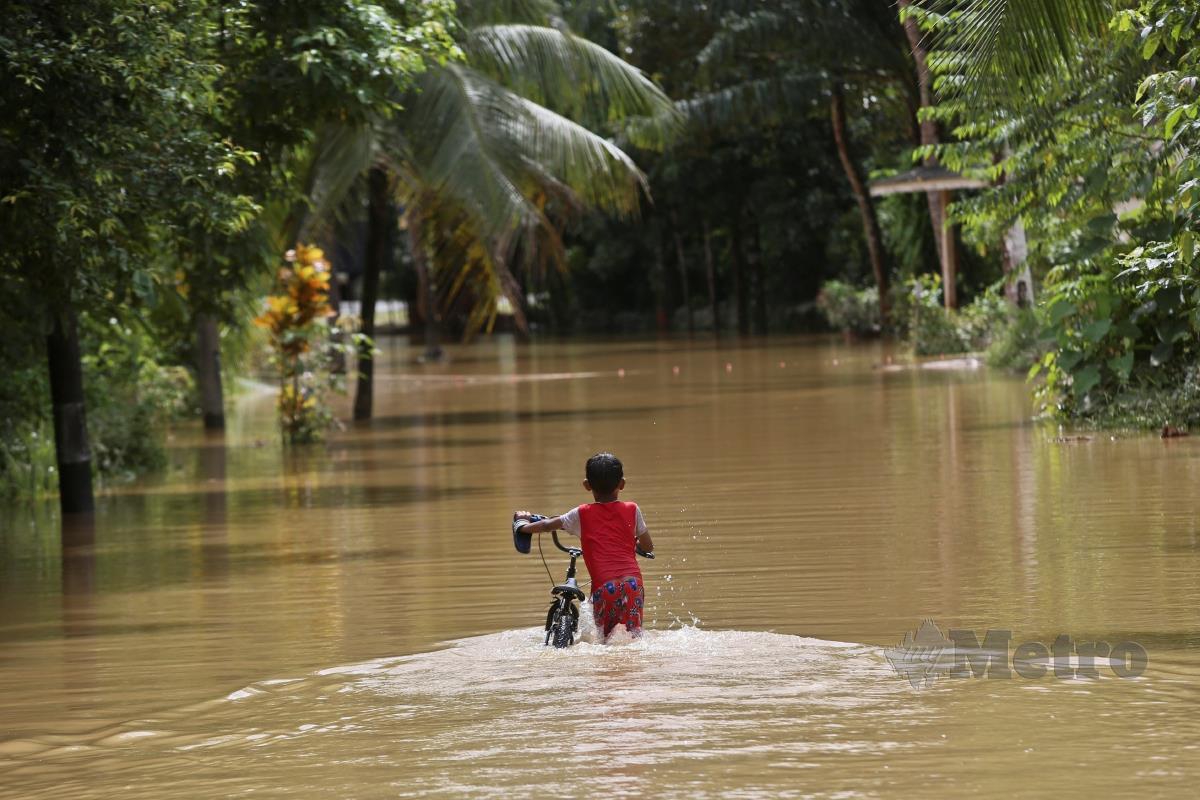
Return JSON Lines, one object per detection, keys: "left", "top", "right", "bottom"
{"left": 673, "top": 74, "right": 825, "bottom": 133}
{"left": 464, "top": 23, "right": 681, "bottom": 146}
{"left": 395, "top": 65, "right": 543, "bottom": 244}
{"left": 305, "top": 123, "right": 377, "bottom": 229}
{"left": 516, "top": 96, "right": 647, "bottom": 215}
{"left": 695, "top": 10, "right": 792, "bottom": 74}
{"left": 921, "top": 0, "right": 1113, "bottom": 99}
{"left": 396, "top": 64, "right": 646, "bottom": 235}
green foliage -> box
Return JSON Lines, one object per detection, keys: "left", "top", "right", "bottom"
{"left": 921, "top": 0, "right": 1200, "bottom": 427}
{"left": 1029, "top": 245, "right": 1200, "bottom": 422}
{"left": 816, "top": 281, "right": 880, "bottom": 334}
{"left": 81, "top": 314, "right": 194, "bottom": 480}
{"left": 896, "top": 276, "right": 1014, "bottom": 355}
{"left": 0, "top": 0, "right": 458, "bottom": 501}
{"left": 0, "top": 309, "right": 196, "bottom": 498}
{"left": 985, "top": 308, "right": 1044, "bottom": 370}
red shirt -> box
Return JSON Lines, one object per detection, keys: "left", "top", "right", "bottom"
{"left": 577, "top": 501, "right": 642, "bottom": 587}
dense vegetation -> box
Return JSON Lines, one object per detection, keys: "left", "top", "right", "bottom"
{"left": 2, "top": 0, "right": 1198, "bottom": 511}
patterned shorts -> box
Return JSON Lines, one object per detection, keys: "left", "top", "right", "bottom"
{"left": 591, "top": 576, "right": 644, "bottom": 639}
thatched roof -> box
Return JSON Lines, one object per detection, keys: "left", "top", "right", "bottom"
{"left": 868, "top": 166, "right": 988, "bottom": 197}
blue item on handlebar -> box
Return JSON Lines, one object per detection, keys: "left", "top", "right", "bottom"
{"left": 512, "top": 514, "right": 546, "bottom": 554}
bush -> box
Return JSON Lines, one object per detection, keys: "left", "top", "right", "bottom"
{"left": 82, "top": 313, "right": 194, "bottom": 481}
{"left": 898, "top": 276, "right": 1015, "bottom": 356}
{"left": 986, "top": 308, "right": 1044, "bottom": 370}
{"left": 1029, "top": 242, "right": 1200, "bottom": 427}
{"left": 255, "top": 245, "right": 362, "bottom": 443}
{"left": 815, "top": 280, "right": 880, "bottom": 334}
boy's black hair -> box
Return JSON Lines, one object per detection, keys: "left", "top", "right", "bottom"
{"left": 585, "top": 452, "right": 623, "bottom": 495}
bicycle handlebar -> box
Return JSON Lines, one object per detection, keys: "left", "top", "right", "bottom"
{"left": 551, "top": 530, "right": 575, "bottom": 554}
{"left": 518, "top": 515, "right": 654, "bottom": 559}
{"left": 551, "top": 530, "right": 654, "bottom": 559}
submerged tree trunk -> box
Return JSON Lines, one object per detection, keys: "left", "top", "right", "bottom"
{"left": 670, "top": 212, "right": 693, "bottom": 335}
{"left": 195, "top": 313, "right": 224, "bottom": 430}
{"left": 47, "top": 310, "right": 94, "bottom": 514}
{"left": 898, "top": 0, "right": 957, "bottom": 309}
{"left": 406, "top": 207, "right": 443, "bottom": 361}
{"left": 702, "top": 219, "right": 720, "bottom": 334}
{"left": 731, "top": 213, "right": 750, "bottom": 335}
{"left": 830, "top": 85, "right": 891, "bottom": 324}
{"left": 354, "top": 167, "right": 388, "bottom": 420}
{"left": 195, "top": 314, "right": 224, "bottom": 429}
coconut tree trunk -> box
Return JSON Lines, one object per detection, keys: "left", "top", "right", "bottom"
{"left": 670, "top": 213, "right": 694, "bottom": 335}
{"left": 354, "top": 167, "right": 388, "bottom": 420}
{"left": 702, "top": 219, "right": 720, "bottom": 334}
{"left": 898, "top": 0, "right": 957, "bottom": 309}
{"left": 731, "top": 213, "right": 750, "bottom": 335}
{"left": 47, "top": 310, "right": 94, "bottom": 514}
{"left": 195, "top": 313, "right": 225, "bottom": 430}
{"left": 830, "top": 85, "right": 891, "bottom": 324}
{"left": 406, "top": 206, "right": 443, "bottom": 361}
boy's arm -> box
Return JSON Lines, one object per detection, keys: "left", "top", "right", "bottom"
{"left": 513, "top": 510, "right": 563, "bottom": 534}
{"left": 633, "top": 505, "right": 653, "bottom": 553}
{"left": 636, "top": 531, "right": 654, "bottom": 553}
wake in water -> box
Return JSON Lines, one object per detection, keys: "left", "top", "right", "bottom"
{"left": 5, "top": 622, "right": 1171, "bottom": 800}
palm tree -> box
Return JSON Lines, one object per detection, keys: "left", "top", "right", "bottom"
{"left": 303, "top": 0, "right": 678, "bottom": 410}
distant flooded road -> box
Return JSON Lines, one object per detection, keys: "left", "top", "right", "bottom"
{"left": 3, "top": 337, "right": 1199, "bottom": 797}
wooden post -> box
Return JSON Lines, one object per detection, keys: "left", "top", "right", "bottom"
{"left": 940, "top": 189, "right": 957, "bottom": 310}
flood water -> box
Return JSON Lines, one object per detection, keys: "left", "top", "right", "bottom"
{"left": 2, "top": 336, "right": 1199, "bottom": 798}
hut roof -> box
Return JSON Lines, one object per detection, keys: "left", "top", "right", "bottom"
{"left": 868, "top": 166, "right": 988, "bottom": 197}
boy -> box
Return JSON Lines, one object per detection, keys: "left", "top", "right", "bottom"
{"left": 513, "top": 452, "right": 654, "bottom": 640}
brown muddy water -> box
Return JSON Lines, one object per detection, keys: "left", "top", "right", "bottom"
{"left": 2, "top": 336, "right": 1199, "bottom": 798}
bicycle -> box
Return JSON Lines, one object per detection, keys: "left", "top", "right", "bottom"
{"left": 513, "top": 514, "right": 654, "bottom": 648}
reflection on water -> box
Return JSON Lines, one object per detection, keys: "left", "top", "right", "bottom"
{"left": 3, "top": 336, "right": 1200, "bottom": 797}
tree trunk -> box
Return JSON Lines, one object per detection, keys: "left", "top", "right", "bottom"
{"left": 495, "top": 231, "right": 530, "bottom": 338}
{"left": 731, "top": 213, "right": 750, "bottom": 335}
{"left": 830, "top": 85, "right": 891, "bottom": 324}
{"left": 702, "top": 219, "right": 720, "bottom": 334}
{"left": 653, "top": 237, "right": 669, "bottom": 334}
{"left": 47, "top": 310, "right": 94, "bottom": 514}
{"left": 406, "top": 207, "right": 443, "bottom": 361}
{"left": 898, "top": 0, "right": 957, "bottom": 309}
{"left": 195, "top": 313, "right": 225, "bottom": 430}
{"left": 670, "top": 213, "right": 693, "bottom": 334}
{"left": 354, "top": 167, "right": 388, "bottom": 420}
{"left": 752, "top": 218, "right": 767, "bottom": 334}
